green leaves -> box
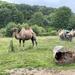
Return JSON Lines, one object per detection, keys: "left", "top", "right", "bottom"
{"left": 0, "top": 1, "right": 74, "bottom": 34}
{"left": 48, "top": 6, "right": 72, "bottom": 29}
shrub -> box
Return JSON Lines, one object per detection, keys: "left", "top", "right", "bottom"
{"left": 49, "top": 30, "right": 57, "bottom": 35}
{"left": 0, "top": 28, "right": 6, "bottom": 37}
{"left": 19, "top": 23, "right": 29, "bottom": 29}
{"left": 6, "top": 22, "right": 30, "bottom": 37}
{"left": 32, "top": 25, "right": 46, "bottom": 35}
{"left": 39, "top": 31, "right": 57, "bottom": 36}
{"left": 5, "top": 22, "right": 56, "bottom": 37}
{"left": 6, "top": 22, "right": 17, "bottom": 37}
{"left": 46, "top": 27, "right": 55, "bottom": 32}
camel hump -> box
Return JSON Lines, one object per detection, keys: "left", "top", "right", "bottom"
{"left": 21, "top": 27, "right": 26, "bottom": 31}
{"left": 20, "top": 27, "right": 26, "bottom": 32}
{"left": 19, "top": 27, "right": 26, "bottom": 37}
{"left": 26, "top": 27, "right": 34, "bottom": 33}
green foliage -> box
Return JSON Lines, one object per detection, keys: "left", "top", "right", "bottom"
{"left": 39, "top": 30, "right": 57, "bottom": 36}
{"left": 5, "top": 22, "right": 56, "bottom": 37}
{"left": 38, "top": 27, "right": 57, "bottom": 36}
{"left": 16, "top": 4, "right": 33, "bottom": 21}
{"left": 11, "top": 10, "right": 24, "bottom": 24}
{"left": 50, "top": 30, "right": 57, "bottom": 35}
{"left": 9, "top": 39, "right": 14, "bottom": 52}
{"left": 0, "top": 37, "right": 75, "bottom": 73}
{"left": 0, "top": 1, "right": 53, "bottom": 28}
{"left": 0, "top": 28, "right": 6, "bottom": 37}
{"left": 46, "top": 27, "right": 54, "bottom": 32}
{"left": 6, "top": 22, "right": 30, "bottom": 37}
{"left": 48, "top": 6, "right": 72, "bottom": 29}
{"left": 6, "top": 22, "right": 17, "bottom": 37}
{"left": 67, "top": 14, "right": 75, "bottom": 29}
{"left": 0, "top": 1, "right": 75, "bottom": 36}
{"left": 29, "top": 12, "right": 45, "bottom": 26}
{"left": 0, "top": 8, "right": 11, "bottom": 27}
{"left": 39, "top": 6, "right": 55, "bottom": 15}
{"left": 32, "top": 25, "right": 46, "bottom": 35}
{"left": 19, "top": 23, "right": 29, "bottom": 29}
{"left": 0, "top": 2, "right": 24, "bottom": 27}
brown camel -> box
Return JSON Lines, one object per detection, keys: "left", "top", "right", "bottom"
{"left": 67, "top": 29, "right": 75, "bottom": 37}
{"left": 58, "top": 29, "right": 72, "bottom": 41}
{"left": 12, "top": 27, "right": 37, "bottom": 47}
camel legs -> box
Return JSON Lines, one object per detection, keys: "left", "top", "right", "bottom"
{"left": 19, "top": 39, "right": 21, "bottom": 46}
{"left": 34, "top": 39, "right": 37, "bottom": 46}
{"left": 31, "top": 38, "right": 37, "bottom": 46}
{"left": 23, "top": 40, "right": 25, "bottom": 47}
{"left": 31, "top": 39, "right": 34, "bottom": 46}
{"left": 19, "top": 39, "right": 25, "bottom": 47}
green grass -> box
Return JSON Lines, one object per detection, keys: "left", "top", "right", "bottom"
{"left": 0, "top": 36, "right": 75, "bottom": 73}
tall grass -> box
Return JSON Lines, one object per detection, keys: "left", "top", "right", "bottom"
{"left": 0, "top": 36, "right": 75, "bottom": 73}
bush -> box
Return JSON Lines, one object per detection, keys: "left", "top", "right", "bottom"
{"left": 32, "top": 25, "right": 46, "bottom": 35}
{"left": 49, "top": 30, "right": 57, "bottom": 35}
{"left": 46, "top": 27, "right": 55, "bottom": 32}
{"left": 6, "top": 22, "right": 30, "bottom": 37}
{"left": 5, "top": 22, "right": 56, "bottom": 37}
{"left": 39, "top": 31, "right": 57, "bottom": 36}
{"left": 0, "top": 28, "right": 6, "bottom": 37}
{"left": 6, "top": 22, "right": 17, "bottom": 37}
{"left": 19, "top": 23, "right": 29, "bottom": 29}
{"left": 32, "top": 25, "right": 56, "bottom": 36}
{"left": 41, "top": 27, "right": 57, "bottom": 36}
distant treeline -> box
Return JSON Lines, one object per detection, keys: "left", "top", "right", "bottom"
{"left": 0, "top": 1, "right": 75, "bottom": 36}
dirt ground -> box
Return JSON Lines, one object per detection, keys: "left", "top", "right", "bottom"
{"left": 6, "top": 68, "right": 75, "bottom": 75}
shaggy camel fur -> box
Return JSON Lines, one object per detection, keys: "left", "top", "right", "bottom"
{"left": 13, "top": 27, "right": 37, "bottom": 47}
{"left": 58, "top": 29, "right": 72, "bottom": 41}
{"left": 67, "top": 29, "right": 75, "bottom": 37}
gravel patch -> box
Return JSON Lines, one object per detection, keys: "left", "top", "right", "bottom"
{"left": 5, "top": 68, "right": 75, "bottom": 75}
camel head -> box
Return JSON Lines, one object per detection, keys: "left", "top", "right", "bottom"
{"left": 11, "top": 27, "right": 20, "bottom": 39}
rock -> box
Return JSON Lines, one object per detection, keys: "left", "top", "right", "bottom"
{"left": 53, "top": 46, "right": 64, "bottom": 57}
{"left": 53, "top": 46, "right": 75, "bottom": 64}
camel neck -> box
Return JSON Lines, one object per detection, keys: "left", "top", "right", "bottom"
{"left": 15, "top": 33, "right": 20, "bottom": 39}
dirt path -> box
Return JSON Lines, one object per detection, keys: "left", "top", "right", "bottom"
{"left": 6, "top": 68, "right": 75, "bottom": 75}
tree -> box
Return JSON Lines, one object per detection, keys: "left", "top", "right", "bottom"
{"left": 39, "top": 6, "right": 55, "bottom": 15}
{"left": 0, "top": 2, "right": 24, "bottom": 28}
{"left": 11, "top": 10, "right": 24, "bottom": 23}
{"left": 29, "top": 12, "right": 48, "bottom": 26}
{"left": 0, "top": 1, "right": 74, "bottom": 31}
{"left": 6, "top": 22, "right": 17, "bottom": 37}
{"left": 49, "top": 6, "right": 72, "bottom": 29}
{"left": 67, "top": 14, "right": 75, "bottom": 29}
{"left": 16, "top": 4, "right": 33, "bottom": 21}
{"left": 32, "top": 25, "right": 46, "bottom": 35}
{"left": 0, "top": 8, "right": 11, "bottom": 27}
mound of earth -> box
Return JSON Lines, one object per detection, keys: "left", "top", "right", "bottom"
{"left": 6, "top": 68, "right": 75, "bottom": 75}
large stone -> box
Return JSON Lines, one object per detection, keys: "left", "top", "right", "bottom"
{"left": 53, "top": 46, "right": 75, "bottom": 64}
{"left": 53, "top": 46, "right": 64, "bottom": 57}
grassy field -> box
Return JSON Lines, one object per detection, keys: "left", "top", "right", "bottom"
{"left": 0, "top": 36, "right": 75, "bottom": 74}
